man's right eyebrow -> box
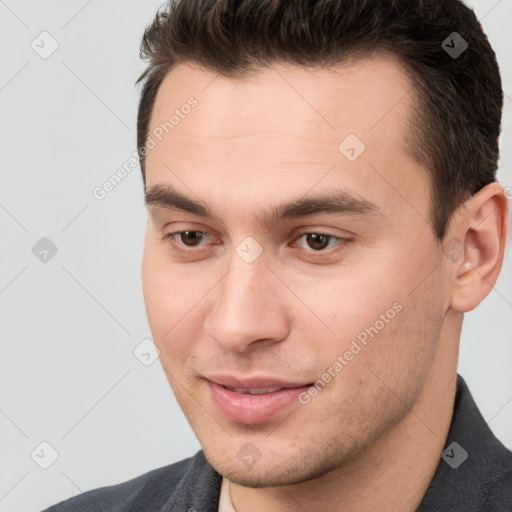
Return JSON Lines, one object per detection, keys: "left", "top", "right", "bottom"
{"left": 145, "top": 183, "right": 223, "bottom": 222}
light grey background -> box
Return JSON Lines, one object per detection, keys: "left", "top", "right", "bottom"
{"left": 0, "top": 1, "right": 510, "bottom": 511}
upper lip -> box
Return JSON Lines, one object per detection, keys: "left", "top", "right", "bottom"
{"left": 205, "top": 375, "right": 313, "bottom": 389}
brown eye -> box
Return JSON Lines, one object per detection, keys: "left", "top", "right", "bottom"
{"left": 292, "top": 232, "right": 350, "bottom": 256}
{"left": 305, "top": 233, "right": 332, "bottom": 251}
{"left": 163, "top": 229, "right": 215, "bottom": 255}
{"left": 179, "top": 231, "right": 204, "bottom": 246}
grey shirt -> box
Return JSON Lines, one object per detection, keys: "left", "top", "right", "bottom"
{"left": 41, "top": 375, "right": 512, "bottom": 511}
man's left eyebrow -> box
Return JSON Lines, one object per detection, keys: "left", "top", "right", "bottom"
{"left": 259, "top": 190, "right": 383, "bottom": 228}
{"left": 144, "top": 183, "right": 383, "bottom": 226}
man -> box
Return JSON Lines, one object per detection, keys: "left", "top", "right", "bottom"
{"left": 42, "top": 0, "right": 512, "bottom": 510}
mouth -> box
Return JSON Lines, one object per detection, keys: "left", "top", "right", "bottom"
{"left": 222, "top": 385, "right": 290, "bottom": 395}
{"left": 205, "top": 377, "right": 314, "bottom": 424}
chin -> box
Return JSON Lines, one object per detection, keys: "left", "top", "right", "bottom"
{"left": 201, "top": 439, "right": 350, "bottom": 489}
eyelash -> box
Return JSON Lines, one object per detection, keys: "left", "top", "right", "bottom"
{"left": 162, "top": 230, "right": 351, "bottom": 257}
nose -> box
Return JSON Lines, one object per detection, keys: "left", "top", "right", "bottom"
{"left": 203, "top": 254, "right": 290, "bottom": 353}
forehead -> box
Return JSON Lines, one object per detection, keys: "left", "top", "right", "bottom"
{"left": 144, "top": 54, "right": 429, "bottom": 227}
{"left": 147, "top": 53, "right": 414, "bottom": 140}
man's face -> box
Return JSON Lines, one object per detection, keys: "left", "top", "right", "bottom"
{"left": 141, "top": 55, "right": 452, "bottom": 486}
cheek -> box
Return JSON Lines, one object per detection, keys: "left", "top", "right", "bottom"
{"left": 142, "top": 248, "right": 170, "bottom": 333}
{"left": 303, "top": 269, "right": 397, "bottom": 344}
{"left": 305, "top": 253, "right": 442, "bottom": 386}
{"left": 141, "top": 244, "right": 213, "bottom": 366}
{"left": 142, "top": 245, "right": 186, "bottom": 348}
{"left": 142, "top": 240, "right": 191, "bottom": 319}
{"left": 355, "top": 274, "right": 444, "bottom": 399}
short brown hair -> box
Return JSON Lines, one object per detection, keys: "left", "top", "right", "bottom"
{"left": 136, "top": 0, "right": 503, "bottom": 240}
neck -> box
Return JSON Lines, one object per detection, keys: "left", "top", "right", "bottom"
{"left": 228, "top": 310, "right": 462, "bottom": 512}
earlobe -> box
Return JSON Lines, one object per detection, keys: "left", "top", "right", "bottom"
{"left": 449, "top": 182, "right": 509, "bottom": 313}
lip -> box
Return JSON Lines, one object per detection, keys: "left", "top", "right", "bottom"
{"left": 206, "top": 374, "right": 311, "bottom": 389}
{"left": 205, "top": 376, "right": 313, "bottom": 424}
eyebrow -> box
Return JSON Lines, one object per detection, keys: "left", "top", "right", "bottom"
{"left": 144, "top": 183, "right": 383, "bottom": 227}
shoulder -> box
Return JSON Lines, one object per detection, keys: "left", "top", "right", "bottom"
{"left": 480, "top": 469, "right": 512, "bottom": 511}
{"left": 419, "top": 376, "right": 512, "bottom": 511}
{"left": 40, "top": 450, "right": 213, "bottom": 512}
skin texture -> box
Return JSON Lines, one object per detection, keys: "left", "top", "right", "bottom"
{"left": 141, "top": 55, "right": 509, "bottom": 511}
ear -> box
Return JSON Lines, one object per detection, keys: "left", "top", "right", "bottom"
{"left": 447, "top": 182, "right": 509, "bottom": 313}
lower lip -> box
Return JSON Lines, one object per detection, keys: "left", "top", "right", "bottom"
{"left": 206, "top": 380, "right": 312, "bottom": 424}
